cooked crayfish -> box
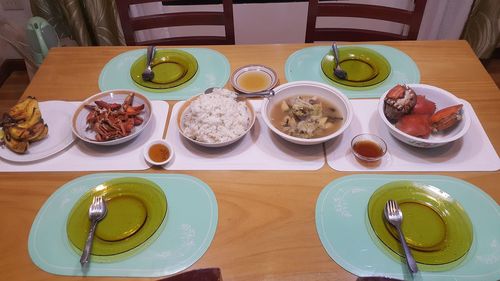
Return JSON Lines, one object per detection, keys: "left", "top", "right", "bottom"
{"left": 85, "top": 93, "right": 145, "bottom": 141}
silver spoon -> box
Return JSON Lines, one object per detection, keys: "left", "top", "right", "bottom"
{"left": 142, "top": 45, "right": 156, "bottom": 81}
{"left": 332, "top": 43, "right": 348, "bottom": 80}
{"left": 204, "top": 87, "right": 275, "bottom": 98}
{"left": 384, "top": 200, "right": 418, "bottom": 273}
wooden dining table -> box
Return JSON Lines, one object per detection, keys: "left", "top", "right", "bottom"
{"left": 1, "top": 40, "right": 499, "bottom": 281}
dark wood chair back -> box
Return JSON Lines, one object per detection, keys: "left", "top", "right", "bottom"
{"left": 305, "top": 0, "right": 427, "bottom": 42}
{"left": 116, "top": 0, "right": 235, "bottom": 45}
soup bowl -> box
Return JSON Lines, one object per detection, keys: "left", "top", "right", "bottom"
{"left": 261, "top": 81, "right": 353, "bottom": 145}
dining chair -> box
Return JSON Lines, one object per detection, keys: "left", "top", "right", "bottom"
{"left": 305, "top": 0, "right": 427, "bottom": 42}
{"left": 115, "top": 0, "right": 235, "bottom": 45}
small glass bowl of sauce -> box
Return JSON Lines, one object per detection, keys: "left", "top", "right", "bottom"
{"left": 231, "top": 64, "right": 278, "bottom": 94}
{"left": 351, "top": 133, "right": 387, "bottom": 162}
{"left": 143, "top": 139, "right": 174, "bottom": 166}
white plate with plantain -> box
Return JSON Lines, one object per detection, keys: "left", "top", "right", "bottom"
{"left": 0, "top": 98, "right": 77, "bottom": 163}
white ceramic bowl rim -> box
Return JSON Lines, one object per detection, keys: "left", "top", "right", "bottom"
{"left": 261, "top": 80, "right": 353, "bottom": 144}
{"left": 378, "top": 83, "right": 471, "bottom": 145}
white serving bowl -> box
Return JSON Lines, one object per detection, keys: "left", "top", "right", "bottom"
{"left": 378, "top": 84, "right": 471, "bottom": 148}
{"left": 261, "top": 81, "right": 353, "bottom": 145}
{"left": 143, "top": 139, "right": 174, "bottom": 166}
{"left": 72, "top": 89, "right": 152, "bottom": 146}
{"left": 177, "top": 90, "right": 256, "bottom": 148}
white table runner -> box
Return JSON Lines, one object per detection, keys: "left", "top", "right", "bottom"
{"left": 1, "top": 101, "right": 169, "bottom": 172}
{"left": 327, "top": 99, "right": 500, "bottom": 171}
{"left": 5, "top": 99, "right": 495, "bottom": 172}
{"left": 165, "top": 100, "right": 325, "bottom": 170}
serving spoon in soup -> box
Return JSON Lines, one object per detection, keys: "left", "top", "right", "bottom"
{"left": 204, "top": 87, "right": 275, "bottom": 98}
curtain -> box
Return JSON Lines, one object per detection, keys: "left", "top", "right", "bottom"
{"left": 29, "top": 0, "right": 125, "bottom": 46}
{"left": 461, "top": 0, "right": 500, "bottom": 59}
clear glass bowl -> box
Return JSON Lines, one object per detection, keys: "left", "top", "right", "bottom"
{"left": 351, "top": 133, "right": 387, "bottom": 162}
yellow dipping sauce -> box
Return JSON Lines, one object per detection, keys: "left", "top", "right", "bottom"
{"left": 237, "top": 71, "right": 272, "bottom": 92}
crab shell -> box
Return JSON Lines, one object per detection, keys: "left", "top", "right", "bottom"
{"left": 396, "top": 114, "right": 432, "bottom": 138}
{"left": 384, "top": 84, "right": 417, "bottom": 121}
{"left": 430, "top": 104, "right": 463, "bottom": 132}
{"left": 412, "top": 95, "right": 436, "bottom": 115}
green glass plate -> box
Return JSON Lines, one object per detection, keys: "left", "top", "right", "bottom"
{"left": 66, "top": 177, "right": 167, "bottom": 256}
{"left": 130, "top": 49, "right": 198, "bottom": 89}
{"left": 321, "top": 46, "right": 391, "bottom": 87}
{"left": 367, "top": 180, "right": 473, "bottom": 265}
{"left": 99, "top": 48, "right": 230, "bottom": 100}
{"left": 285, "top": 45, "right": 420, "bottom": 98}
{"left": 316, "top": 175, "right": 500, "bottom": 280}
{"left": 29, "top": 173, "right": 218, "bottom": 277}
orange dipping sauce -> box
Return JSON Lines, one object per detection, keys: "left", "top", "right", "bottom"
{"left": 148, "top": 143, "right": 170, "bottom": 163}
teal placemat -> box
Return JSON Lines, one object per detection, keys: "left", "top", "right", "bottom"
{"left": 316, "top": 174, "right": 500, "bottom": 281}
{"left": 29, "top": 173, "right": 218, "bottom": 277}
{"left": 285, "top": 45, "right": 420, "bottom": 99}
{"left": 99, "top": 48, "right": 230, "bottom": 100}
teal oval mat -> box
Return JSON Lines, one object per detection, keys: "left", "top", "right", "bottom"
{"left": 28, "top": 173, "right": 218, "bottom": 277}
{"left": 99, "top": 48, "right": 230, "bottom": 100}
{"left": 316, "top": 174, "right": 500, "bottom": 281}
{"left": 285, "top": 45, "right": 420, "bottom": 99}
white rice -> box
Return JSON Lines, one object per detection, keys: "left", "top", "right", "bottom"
{"left": 181, "top": 88, "right": 251, "bottom": 144}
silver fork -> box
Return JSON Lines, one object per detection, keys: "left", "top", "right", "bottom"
{"left": 384, "top": 200, "right": 418, "bottom": 273}
{"left": 80, "top": 196, "right": 107, "bottom": 266}
{"left": 141, "top": 45, "right": 156, "bottom": 81}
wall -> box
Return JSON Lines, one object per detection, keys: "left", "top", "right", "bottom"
{"left": 0, "top": 0, "right": 32, "bottom": 66}
{"left": 419, "top": 0, "right": 474, "bottom": 40}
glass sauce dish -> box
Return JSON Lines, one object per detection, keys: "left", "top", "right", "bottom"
{"left": 351, "top": 133, "right": 387, "bottom": 162}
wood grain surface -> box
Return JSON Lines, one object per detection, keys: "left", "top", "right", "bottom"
{"left": 2, "top": 40, "right": 499, "bottom": 281}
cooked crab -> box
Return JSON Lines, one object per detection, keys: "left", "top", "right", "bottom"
{"left": 412, "top": 95, "right": 436, "bottom": 115}
{"left": 384, "top": 84, "right": 417, "bottom": 121}
{"left": 430, "top": 104, "right": 463, "bottom": 132}
{"left": 396, "top": 114, "right": 432, "bottom": 138}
